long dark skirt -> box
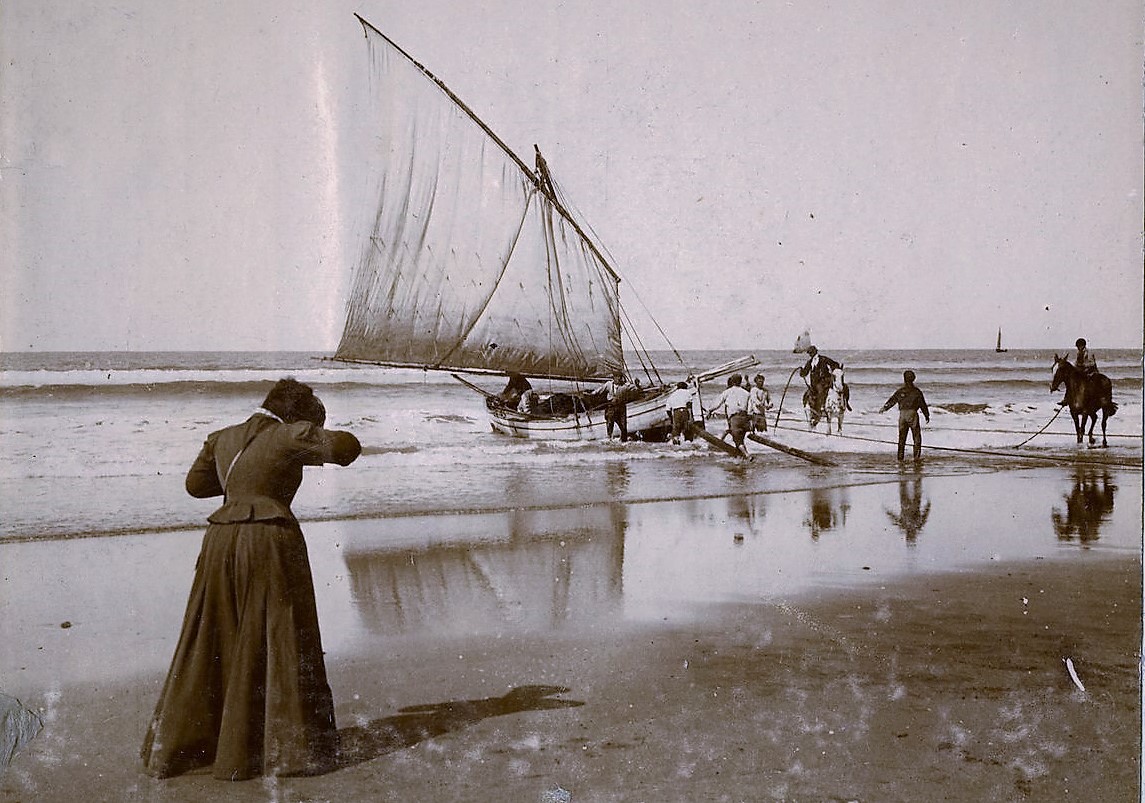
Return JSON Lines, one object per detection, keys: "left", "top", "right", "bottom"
{"left": 141, "top": 520, "right": 337, "bottom": 781}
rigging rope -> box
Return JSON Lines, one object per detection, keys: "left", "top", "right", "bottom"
{"left": 544, "top": 168, "right": 680, "bottom": 380}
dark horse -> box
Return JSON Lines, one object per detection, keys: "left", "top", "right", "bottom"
{"left": 1050, "top": 355, "right": 1118, "bottom": 447}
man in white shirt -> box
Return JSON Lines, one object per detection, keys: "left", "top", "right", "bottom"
{"left": 665, "top": 381, "right": 696, "bottom": 444}
{"left": 707, "top": 374, "right": 752, "bottom": 457}
{"left": 748, "top": 374, "right": 772, "bottom": 432}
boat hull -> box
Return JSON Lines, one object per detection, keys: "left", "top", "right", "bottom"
{"left": 489, "top": 390, "right": 674, "bottom": 440}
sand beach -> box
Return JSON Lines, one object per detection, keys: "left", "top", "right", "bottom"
{"left": 3, "top": 0, "right": 1142, "bottom": 796}
{"left": 1, "top": 463, "right": 1140, "bottom": 802}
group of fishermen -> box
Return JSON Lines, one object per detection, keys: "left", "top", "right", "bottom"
{"left": 664, "top": 372, "right": 773, "bottom": 455}
{"left": 494, "top": 370, "right": 643, "bottom": 441}
{"left": 494, "top": 337, "right": 1100, "bottom": 463}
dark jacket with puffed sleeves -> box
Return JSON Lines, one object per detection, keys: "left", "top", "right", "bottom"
{"left": 185, "top": 413, "right": 361, "bottom": 524}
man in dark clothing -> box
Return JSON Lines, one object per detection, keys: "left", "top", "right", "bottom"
{"left": 1059, "top": 338, "right": 1099, "bottom": 406}
{"left": 496, "top": 373, "right": 532, "bottom": 409}
{"left": 1053, "top": 336, "right": 1099, "bottom": 407}
{"left": 798, "top": 345, "right": 841, "bottom": 386}
{"left": 1074, "top": 338, "right": 1098, "bottom": 375}
{"left": 798, "top": 345, "right": 843, "bottom": 425}
{"left": 601, "top": 373, "right": 634, "bottom": 442}
{"left": 880, "top": 370, "right": 931, "bottom": 462}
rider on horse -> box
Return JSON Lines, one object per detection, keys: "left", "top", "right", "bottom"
{"left": 799, "top": 345, "right": 849, "bottom": 425}
{"left": 1059, "top": 338, "right": 1098, "bottom": 406}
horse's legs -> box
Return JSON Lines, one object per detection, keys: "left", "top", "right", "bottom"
{"left": 1099, "top": 411, "right": 1109, "bottom": 447}
{"left": 1085, "top": 413, "right": 1097, "bottom": 446}
{"left": 1071, "top": 410, "right": 1083, "bottom": 445}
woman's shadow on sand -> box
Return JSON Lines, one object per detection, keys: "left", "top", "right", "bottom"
{"left": 335, "top": 684, "right": 582, "bottom": 769}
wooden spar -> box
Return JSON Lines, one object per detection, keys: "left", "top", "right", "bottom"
{"left": 693, "top": 355, "right": 760, "bottom": 384}
{"left": 451, "top": 373, "right": 497, "bottom": 399}
{"left": 687, "top": 424, "right": 746, "bottom": 458}
{"left": 747, "top": 433, "right": 836, "bottom": 466}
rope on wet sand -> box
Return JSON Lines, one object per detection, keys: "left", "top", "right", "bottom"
{"left": 768, "top": 410, "right": 1139, "bottom": 440}
{"left": 764, "top": 416, "right": 1140, "bottom": 469}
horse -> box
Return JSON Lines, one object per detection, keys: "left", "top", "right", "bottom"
{"left": 821, "top": 367, "right": 848, "bottom": 435}
{"left": 805, "top": 365, "right": 850, "bottom": 432}
{"left": 1051, "top": 354, "right": 1117, "bottom": 447}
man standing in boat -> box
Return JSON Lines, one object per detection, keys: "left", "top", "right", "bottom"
{"left": 496, "top": 372, "right": 532, "bottom": 410}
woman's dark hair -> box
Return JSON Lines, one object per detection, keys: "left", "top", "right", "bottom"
{"left": 262, "top": 378, "right": 325, "bottom": 425}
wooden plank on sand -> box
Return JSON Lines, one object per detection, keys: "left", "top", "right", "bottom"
{"left": 747, "top": 432, "right": 836, "bottom": 466}
{"left": 688, "top": 424, "right": 745, "bottom": 458}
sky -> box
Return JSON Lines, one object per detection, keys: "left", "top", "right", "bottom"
{"left": 1, "top": 0, "right": 1142, "bottom": 352}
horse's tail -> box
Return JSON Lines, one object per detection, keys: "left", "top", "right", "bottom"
{"left": 1103, "top": 400, "right": 1119, "bottom": 418}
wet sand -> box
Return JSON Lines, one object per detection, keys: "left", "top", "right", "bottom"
{"left": 1, "top": 466, "right": 1140, "bottom": 801}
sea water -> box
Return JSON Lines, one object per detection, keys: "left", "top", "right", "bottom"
{"left": 0, "top": 349, "right": 1140, "bottom": 542}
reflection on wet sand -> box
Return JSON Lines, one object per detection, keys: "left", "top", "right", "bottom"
{"left": 335, "top": 468, "right": 1141, "bottom": 638}
{"left": 884, "top": 475, "right": 931, "bottom": 544}
{"left": 1052, "top": 467, "right": 1117, "bottom": 544}
{"left": 727, "top": 493, "right": 767, "bottom": 536}
{"left": 342, "top": 505, "right": 625, "bottom": 636}
{"left": 804, "top": 485, "right": 850, "bottom": 539}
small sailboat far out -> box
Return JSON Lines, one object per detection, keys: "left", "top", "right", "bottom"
{"left": 333, "top": 15, "right": 756, "bottom": 441}
{"left": 995, "top": 328, "right": 1008, "bottom": 353}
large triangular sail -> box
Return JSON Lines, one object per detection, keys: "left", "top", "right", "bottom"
{"left": 335, "top": 16, "right": 624, "bottom": 381}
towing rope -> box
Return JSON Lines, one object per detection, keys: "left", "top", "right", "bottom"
{"left": 1012, "top": 404, "right": 1066, "bottom": 448}
{"left": 762, "top": 411, "right": 1140, "bottom": 469}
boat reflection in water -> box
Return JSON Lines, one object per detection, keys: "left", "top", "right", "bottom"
{"left": 1051, "top": 467, "right": 1117, "bottom": 544}
{"left": 342, "top": 504, "right": 626, "bottom": 637}
{"left": 335, "top": 469, "right": 1139, "bottom": 637}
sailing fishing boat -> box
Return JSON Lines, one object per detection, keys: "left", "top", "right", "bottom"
{"left": 995, "top": 328, "right": 1008, "bottom": 353}
{"left": 334, "top": 15, "right": 755, "bottom": 440}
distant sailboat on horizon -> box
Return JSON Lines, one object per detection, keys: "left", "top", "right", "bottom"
{"left": 995, "top": 328, "right": 1008, "bottom": 353}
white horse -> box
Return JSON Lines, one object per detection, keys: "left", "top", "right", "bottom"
{"left": 822, "top": 367, "right": 848, "bottom": 435}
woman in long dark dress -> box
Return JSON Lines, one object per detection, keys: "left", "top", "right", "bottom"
{"left": 141, "top": 378, "right": 361, "bottom": 781}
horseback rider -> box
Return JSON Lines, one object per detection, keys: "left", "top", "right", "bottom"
{"left": 1059, "top": 338, "right": 1098, "bottom": 406}
{"left": 1074, "top": 338, "right": 1098, "bottom": 375}
{"left": 798, "top": 346, "right": 848, "bottom": 423}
